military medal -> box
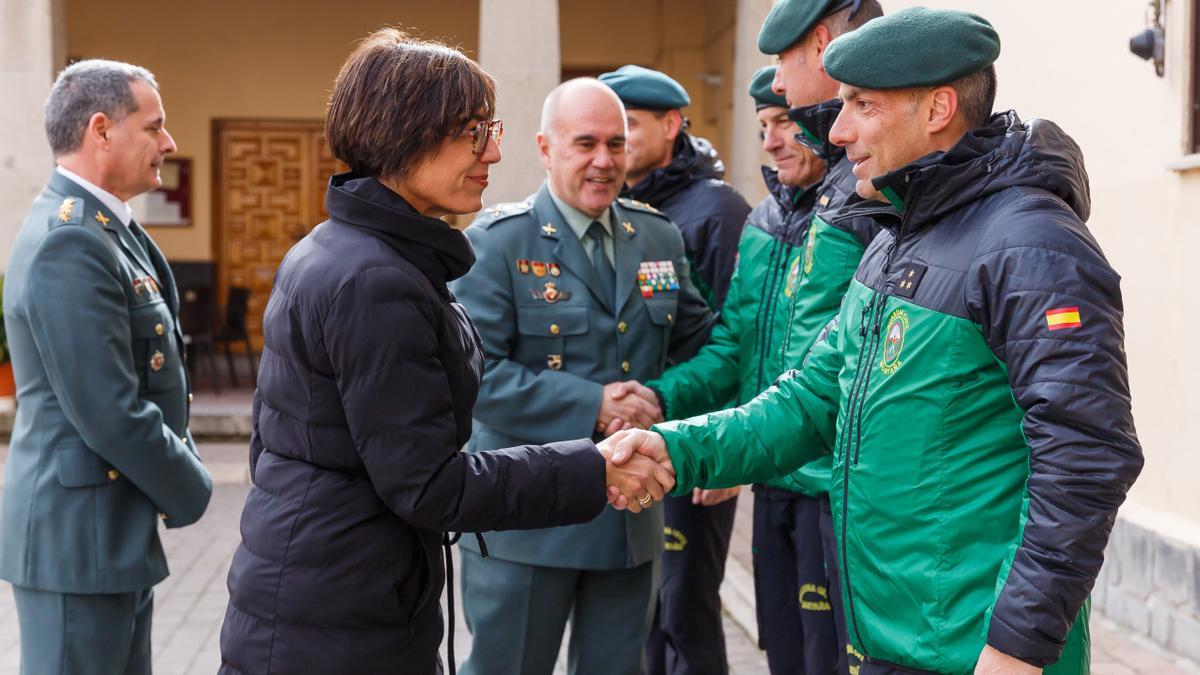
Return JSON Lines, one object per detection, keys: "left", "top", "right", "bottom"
{"left": 548, "top": 263, "right": 561, "bottom": 277}
{"left": 132, "top": 278, "right": 145, "bottom": 296}
{"left": 517, "top": 259, "right": 531, "bottom": 275}
{"left": 532, "top": 261, "right": 547, "bottom": 277}
{"left": 149, "top": 350, "right": 165, "bottom": 372}
{"left": 546, "top": 354, "right": 563, "bottom": 370}
{"left": 542, "top": 281, "right": 560, "bottom": 304}
{"left": 638, "top": 261, "right": 679, "bottom": 297}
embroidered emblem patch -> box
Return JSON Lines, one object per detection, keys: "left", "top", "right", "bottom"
{"left": 879, "top": 308, "right": 910, "bottom": 376}
{"left": 57, "top": 198, "right": 75, "bottom": 223}
{"left": 784, "top": 254, "right": 802, "bottom": 298}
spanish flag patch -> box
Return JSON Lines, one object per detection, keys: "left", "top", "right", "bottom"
{"left": 1045, "top": 306, "right": 1082, "bottom": 330}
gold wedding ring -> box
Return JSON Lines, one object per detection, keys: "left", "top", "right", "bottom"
{"left": 638, "top": 493, "right": 653, "bottom": 507}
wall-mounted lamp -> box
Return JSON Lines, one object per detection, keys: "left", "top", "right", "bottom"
{"left": 1129, "top": 0, "right": 1166, "bottom": 77}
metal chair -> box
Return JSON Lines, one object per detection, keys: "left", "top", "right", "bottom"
{"left": 214, "top": 286, "right": 256, "bottom": 387}
{"left": 178, "top": 286, "right": 220, "bottom": 394}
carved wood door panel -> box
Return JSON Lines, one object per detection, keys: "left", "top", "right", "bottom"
{"left": 214, "top": 120, "right": 345, "bottom": 351}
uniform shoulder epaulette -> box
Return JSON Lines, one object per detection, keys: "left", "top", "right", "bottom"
{"left": 617, "top": 197, "right": 664, "bottom": 216}
{"left": 473, "top": 200, "right": 535, "bottom": 230}
{"left": 48, "top": 196, "right": 85, "bottom": 229}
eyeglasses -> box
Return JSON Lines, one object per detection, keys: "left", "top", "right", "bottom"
{"left": 463, "top": 119, "right": 503, "bottom": 156}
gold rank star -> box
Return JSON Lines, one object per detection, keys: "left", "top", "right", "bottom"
{"left": 57, "top": 198, "right": 75, "bottom": 223}
{"left": 94, "top": 212, "right": 110, "bottom": 226}
{"left": 622, "top": 221, "right": 635, "bottom": 235}
{"left": 542, "top": 223, "right": 557, "bottom": 235}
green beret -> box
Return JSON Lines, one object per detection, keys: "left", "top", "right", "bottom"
{"left": 757, "top": 0, "right": 846, "bottom": 55}
{"left": 598, "top": 65, "right": 690, "bottom": 110}
{"left": 823, "top": 7, "right": 1000, "bottom": 89}
{"left": 749, "top": 66, "right": 788, "bottom": 110}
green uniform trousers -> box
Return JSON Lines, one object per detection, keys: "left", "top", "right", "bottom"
{"left": 11, "top": 585, "right": 153, "bottom": 675}
{"left": 459, "top": 549, "right": 659, "bottom": 675}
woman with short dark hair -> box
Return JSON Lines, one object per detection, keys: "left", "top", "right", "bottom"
{"left": 217, "top": 29, "right": 672, "bottom": 674}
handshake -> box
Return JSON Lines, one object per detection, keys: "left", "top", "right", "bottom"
{"left": 597, "top": 429, "right": 674, "bottom": 513}
{"left": 595, "top": 380, "right": 664, "bottom": 437}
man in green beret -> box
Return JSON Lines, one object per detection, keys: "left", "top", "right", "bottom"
{"left": 606, "top": 7, "right": 1142, "bottom": 675}
{"left": 759, "top": 0, "right": 885, "bottom": 672}
{"left": 639, "top": 64, "right": 839, "bottom": 675}
{"left": 598, "top": 65, "right": 750, "bottom": 311}
{"left": 597, "top": 63, "right": 751, "bottom": 675}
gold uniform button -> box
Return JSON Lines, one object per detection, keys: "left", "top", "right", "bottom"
{"left": 621, "top": 361, "right": 631, "bottom": 373}
{"left": 550, "top": 323, "right": 560, "bottom": 335}
{"left": 667, "top": 313, "right": 673, "bottom": 323}
{"left": 618, "top": 321, "right": 628, "bottom": 333}
{"left": 154, "top": 323, "right": 165, "bottom": 336}
{"left": 107, "top": 469, "right": 120, "bottom": 481}
{"left": 188, "top": 393, "right": 194, "bottom": 403}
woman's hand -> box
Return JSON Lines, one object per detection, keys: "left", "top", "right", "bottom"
{"left": 598, "top": 430, "right": 676, "bottom": 511}
{"left": 597, "top": 431, "right": 675, "bottom": 513}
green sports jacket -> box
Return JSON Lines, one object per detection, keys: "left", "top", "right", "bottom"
{"left": 649, "top": 100, "right": 877, "bottom": 495}
{"left": 655, "top": 112, "right": 1142, "bottom": 673}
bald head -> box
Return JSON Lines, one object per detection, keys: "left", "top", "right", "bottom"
{"left": 540, "top": 78, "right": 626, "bottom": 140}
{"left": 536, "top": 78, "right": 628, "bottom": 218}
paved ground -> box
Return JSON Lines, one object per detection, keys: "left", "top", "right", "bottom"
{"left": 0, "top": 436, "right": 1195, "bottom": 673}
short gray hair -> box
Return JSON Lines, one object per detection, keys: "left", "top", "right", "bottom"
{"left": 44, "top": 59, "right": 158, "bottom": 156}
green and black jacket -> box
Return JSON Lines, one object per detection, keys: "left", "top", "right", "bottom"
{"left": 656, "top": 112, "right": 1143, "bottom": 673}
{"left": 649, "top": 101, "right": 877, "bottom": 496}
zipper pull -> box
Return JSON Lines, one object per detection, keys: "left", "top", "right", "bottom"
{"left": 859, "top": 302, "right": 871, "bottom": 337}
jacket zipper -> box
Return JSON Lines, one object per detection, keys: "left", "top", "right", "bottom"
{"left": 836, "top": 193, "right": 914, "bottom": 656}
{"left": 754, "top": 207, "right": 802, "bottom": 393}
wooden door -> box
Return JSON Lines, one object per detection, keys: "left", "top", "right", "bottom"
{"left": 213, "top": 120, "right": 345, "bottom": 351}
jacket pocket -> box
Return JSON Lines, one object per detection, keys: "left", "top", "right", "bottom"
{"left": 517, "top": 304, "right": 589, "bottom": 364}
{"left": 129, "top": 300, "right": 177, "bottom": 393}
{"left": 644, "top": 299, "right": 678, "bottom": 368}
{"left": 56, "top": 443, "right": 116, "bottom": 488}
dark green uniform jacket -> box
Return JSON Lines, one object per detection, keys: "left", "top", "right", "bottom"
{"left": 452, "top": 184, "right": 712, "bottom": 570}
{"left": 650, "top": 100, "right": 878, "bottom": 496}
{"left": 656, "top": 112, "right": 1143, "bottom": 673}
{"left": 1, "top": 172, "right": 212, "bottom": 594}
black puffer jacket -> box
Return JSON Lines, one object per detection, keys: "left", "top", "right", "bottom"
{"left": 623, "top": 134, "right": 751, "bottom": 309}
{"left": 219, "top": 173, "right": 605, "bottom": 675}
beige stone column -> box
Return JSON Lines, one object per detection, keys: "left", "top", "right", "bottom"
{"left": 0, "top": 0, "right": 61, "bottom": 271}
{"left": 478, "top": 0, "right": 561, "bottom": 206}
{"left": 729, "top": 0, "right": 776, "bottom": 204}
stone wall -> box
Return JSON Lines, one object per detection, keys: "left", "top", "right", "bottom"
{"left": 1094, "top": 517, "right": 1200, "bottom": 664}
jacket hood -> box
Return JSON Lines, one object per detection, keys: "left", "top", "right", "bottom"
{"left": 623, "top": 133, "right": 726, "bottom": 205}
{"left": 789, "top": 99, "right": 846, "bottom": 162}
{"left": 326, "top": 172, "right": 475, "bottom": 291}
{"left": 859, "top": 111, "right": 1091, "bottom": 231}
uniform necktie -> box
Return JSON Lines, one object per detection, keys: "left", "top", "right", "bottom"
{"left": 586, "top": 221, "right": 615, "bottom": 305}
{"left": 128, "top": 220, "right": 153, "bottom": 262}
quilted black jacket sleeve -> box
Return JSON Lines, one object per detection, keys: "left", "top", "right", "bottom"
{"left": 966, "top": 191, "right": 1143, "bottom": 667}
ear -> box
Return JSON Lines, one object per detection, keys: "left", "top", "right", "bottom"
{"left": 811, "top": 23, "right": 834, "bottom": 57}
{"left": 925, "top": 87, "right": 959, "bottom": 135}
{"left": 663, "top": 110, "right": 684, "bottom": 141}
{"left": 536, "top": 131, "right": 552, "bottom": 170}
{"left": 84, "top": 112, "right": 112, "bottom": 150}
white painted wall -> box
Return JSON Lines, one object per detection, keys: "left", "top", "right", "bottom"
{"left": 882, "top": 0, "right": 1199, "bottom": 540}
